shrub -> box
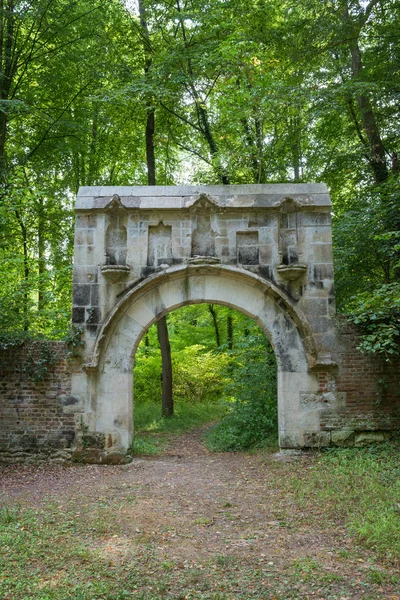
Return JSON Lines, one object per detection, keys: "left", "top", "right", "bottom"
{"left": 206, "top": 333, "right": 277, "bottom": 451}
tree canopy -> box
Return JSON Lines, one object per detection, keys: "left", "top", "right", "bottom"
{"left": 0, "top": 0, "right": 398, "bottom": 357}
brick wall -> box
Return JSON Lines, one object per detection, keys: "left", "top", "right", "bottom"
{"left": 0, "top": 341, "right": 77, "bottom": 462}
{"left": 319, "top": 321, "right": 400, "bottom": 439}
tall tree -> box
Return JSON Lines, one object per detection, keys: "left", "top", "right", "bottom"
{"left": 138, "top": 0, "right": 173, "bottom": 418}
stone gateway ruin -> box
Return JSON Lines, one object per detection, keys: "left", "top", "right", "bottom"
{"left": 1, "top": 184, "right": 399, "bottom": 463}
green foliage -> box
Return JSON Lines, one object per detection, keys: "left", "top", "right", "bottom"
{"left": 206, "top": 330, "right": 277, "bottom": 452}
{"left": 0, "top": 0, "right": 398, "bottom": 358}
{"left": 0, "top": 167, "right": 74, "bottom": 338}
{"left": 347, "top": 283, "right": 400, "bottom": 359}
{"left": 133, "top": 305, "right": 278, "bottom": 454}
{"left": 0, "top": 331, "right": 28, "bottom": 351}
{"left": 134, "top": 308, "right": 234, "bottom": 405}
{"left": 173, "top": 345, "right": 230, "bottom": 404}
{"left": 0, "top": 333, "right": 56, "bottom": 382}
{"left": 64, "top": 325, "right": 85, "bottom": 360}
{"left": 20, "top": 341, "right": 56, "bottom": 383}
{"left": 332, "top": 176, "right": 400, "bottom": 357}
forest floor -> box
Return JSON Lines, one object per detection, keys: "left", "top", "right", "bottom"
{"left": 1, "top": 428, "right": 399, "bottom": 600}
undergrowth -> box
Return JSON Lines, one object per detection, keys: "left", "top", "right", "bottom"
{"left": 288, "top": 441, "right": 400, "bottom": 561}
{"left": 204, "top": 396, "right": 277, "bottom": 452}
{"left": 205, "top": 335, "right": 278, "bottom": 452}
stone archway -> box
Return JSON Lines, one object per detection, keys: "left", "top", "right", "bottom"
{"left": 71, "top": 184, "right": 345, "bottom": 462}
{"left": 76, "top": 264, "right": 333, "bottom": 459}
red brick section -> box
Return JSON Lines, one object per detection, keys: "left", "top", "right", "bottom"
{"left": 0, "top": 342, "right": 76, "bottom": 459}
{"left": 320, "top": 321, "right": 400, "bottom": 432}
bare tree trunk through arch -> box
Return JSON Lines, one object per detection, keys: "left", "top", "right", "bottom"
{"left": 157, "top": 314, "right": 173, "bottom": 417}
{"left": 139, "top": 0, "right": 173, "bottom": 417}
{"left": 208, "top": 304, "right": 221, "bottom": 348}
{"left": 227, "top": 313, "right": 233, "bottom": 350}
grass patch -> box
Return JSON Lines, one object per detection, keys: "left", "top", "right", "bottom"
{"left": 287, "top": 441, "right": 400, "bottom": 561}
{"left": 132, "top": 398, "right": 228, "bottom": 455}
{"left": 0, "top": 503, "right": 127, "bottom": 600}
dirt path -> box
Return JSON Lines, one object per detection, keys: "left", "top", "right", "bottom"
{"left": 1, "top": 430, "right": 399, "bottom": 599}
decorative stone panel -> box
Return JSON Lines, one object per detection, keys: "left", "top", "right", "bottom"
{"left": 148, "top": 222, "right": 172, "bottom": 266}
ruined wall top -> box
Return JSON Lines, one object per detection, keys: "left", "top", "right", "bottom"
{"left": 76, "top": 183, "right": 331, "bottom": 211}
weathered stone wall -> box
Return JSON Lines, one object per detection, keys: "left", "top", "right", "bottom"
{"left": 316, "top": 320, "right": 400, "bottom": 447}
{"left": 0, "top": 342, "right": 77, "bottom": 463}
{"left": 67, "top": 183, "right": 400, "bottom": 457}
{"left": 72, "top": 184, "right": 336, "bottom": 363}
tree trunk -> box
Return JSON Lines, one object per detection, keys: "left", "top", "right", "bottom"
{"left": 0, "top": 0, "right": 15, "bottom": 176}
{"left": 349, "top": 40, "right": 388, "bottom": 184}
{"left": 157, "top": 315, "right": 173, "bottom": 417}
{"left": 241, "top": 116, "right": 260, "bottom": 183}
{"left": 37, "top": 195, "right": 45, "bottom": 312}
{"left": 208, "top": 304, "right": 221, "bottom": 348}
{"left": 290, "top": 116, "right": 301, "bottom": 181}
{"left": 227, "top": 313, "right": 233, "bottom": 350}
{"left": 139, "top": 0, "right": 173, "bottom": 415}
{"left": 14, "top": 208, "right": 29, "bottom": 331}
{"left": 145, "top": 106, "right": 156, "bottom": 185}
{"left": 144, "top": 333, "right": 149, "bottom": 356}
{"left": 87, "top": 107, "right": 99, "bottom": 186}
{"left": 343, "top": 4, "right": 389, "bottom": 184}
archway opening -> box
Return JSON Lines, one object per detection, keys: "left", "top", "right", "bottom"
{"left": 133, "top": 303, "right": 278, "bottom": 454}
{"left": 91, "top": 265, "right": 318, "bottom": 455}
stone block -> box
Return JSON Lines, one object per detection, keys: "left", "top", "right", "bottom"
{"left": 238, "top": 246, "right": 259, "bottom": 265}
{"left": 75, "top": 229, "right": 94, "bottom": 246}
{"left": 258, "top": 227, "right": 275, "bottom": 245}
{"left": 86, "top": 307, "right": 101, "bottom": 324}
{"left": 301, "top": 298, "right": 328, "bottom": 317}
{"left": 59, "top": 395, "right": 79, "bottom": 407}
{"left": 311, "top": 244, "right": 333, "bottom": 264}
{"left": 355, "top": 432, "right": 386, "bottom": 447}
{"left": 299, "top": 212, "right": 331, "bottom": 227}
{"left": 313, "top": 264, "right": 334, "bottom": 281}
{"left": 258, "top": 265, "right": 272, "bottom": 280}
{"left": 73, "top": 284, "right": 91, "bottom": 306}
{"left": 303, "top": 431, "right": 331, "bottom": 447}
{"left": 73, "top": 245, "right": 96, "bottom": 266}
{"left": 214, "top": 236, "right": 229, "bottom": 247}
{"left": 90, "top": 284, "right": 99, "bottom": 306}
{"left": 75, "top": 214, "right": 96, "bottom": 229}
{"left": 72, "top": 307, "right": 85, "bottom": 324}
{"left": 86, "top": 324, "right": 99, "bottom": 336}
{"left": 72, "top": 267, "right": 97, "bottom": 284}
{"left": 312, "top": 228, "right": 332, "bottom": 244}
{"left": 236, "top": 231, "right": 259, "bottom": 265}
{"left": 278, "top": 432, "right": 302, "bottom": 449}
{"left": 331, "top": 429, "right": 355, "bottom": 447}
{"left": 306, "top": 316, "right": 332, "bottom": 334}
{"left": 259, "top": 244, "right": 273, "bottom": 264}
